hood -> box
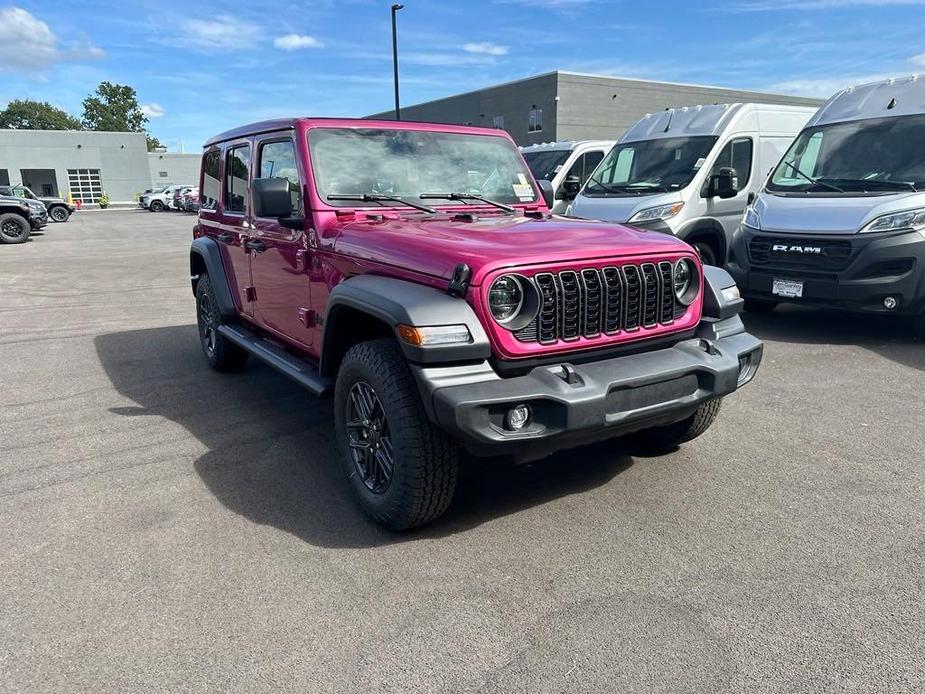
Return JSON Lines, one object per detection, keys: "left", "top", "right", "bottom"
{"left": 332, "top": 211, "right": 691, "bottom": 286}
{"left": 568, "top": 191, "right": 680, "bottom": 224}
{"left": 38, "top": 196, "right": 67, "bottom": 205}
{"left": 755, "top": 190, "right": 925, "bottom": 235}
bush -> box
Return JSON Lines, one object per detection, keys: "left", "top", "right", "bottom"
{"left": 98, "top": 192, "right": 110, "bottom": 209}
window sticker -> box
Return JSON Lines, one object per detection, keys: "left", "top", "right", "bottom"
{"left": 512, "top": 183, "right": 533, "bottom": 200}
{"left": 694, "top": 157, "right": 706, "bottom": 169}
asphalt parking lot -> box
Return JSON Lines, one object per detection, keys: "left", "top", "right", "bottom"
{"left": 2, "top": 209, "right": 923, "bottom": 693}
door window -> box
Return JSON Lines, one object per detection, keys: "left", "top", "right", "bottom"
{"left": 201, "top": 150, "right": 220, "bottom": 210}
{"left": 224, "top": 145, "right": 250, "bottom": 214}
{"left": 258, "top": 139, "right": 302, "bottom": 213}
{"left": 711, "top": 137, "right": 753, "bottom": 188}
{"left": 564, "top": 151, "right": 605, "bottom": 187}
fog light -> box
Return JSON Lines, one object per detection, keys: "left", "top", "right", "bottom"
{"left": 883, "top": 296, "right": 897, "bottom": 310}
{"left": 505, "top": 404, "right": 531, "bottom": 431}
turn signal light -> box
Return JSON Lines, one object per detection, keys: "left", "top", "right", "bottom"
{"left": 397, "top": 324, "right": 472, "bottom": 346}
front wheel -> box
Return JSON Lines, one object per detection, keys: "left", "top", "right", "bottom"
{"left": 0, "top": 213, "right": 31, "bottom": 244}
{"left": 627, "top": 399, "right": 722, "bottom": 453}
{"left": 335, "top": 339, "right": 459, "bottom": 530}
{"left": 149, "top": 200, "right": 164, "bottom": 212}
{"left": 49, "top": 206, "right": 70, "bottom": 222}
{"left": 692, "top": 241, "right": 718, "bottom": 267}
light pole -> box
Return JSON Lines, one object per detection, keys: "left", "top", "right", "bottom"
{"left": 391, "top": 3, "right": 404, "bottom": 120}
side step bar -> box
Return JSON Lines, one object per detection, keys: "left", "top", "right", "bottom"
{"left": 217, "top": 324, "right": 334, "bottom": 397}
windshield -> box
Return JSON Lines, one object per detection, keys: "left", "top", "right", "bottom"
{"left": 583, "top": 136, "right": 718, "bottom": 195}
{"left": 309, "top": 128, "right": 538, "bottom": 207}
{"left": 522, "top": 149, "right": 572, "bottom": 182}
{"left": 768, "top": 114, "right": 925, "bottom": 194}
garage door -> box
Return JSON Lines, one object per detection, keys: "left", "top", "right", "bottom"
{"left": 67, "top": 168, "right": 103, "bottom": 203}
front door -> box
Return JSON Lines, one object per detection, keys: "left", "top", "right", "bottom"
{"left": 704, "top": 136, "right": 754, "bottom": 237}
{"left": 199, "top": 143, "right": 254, "bottom": 316}
{"left": 248, "top": 134, "right": 312, "bottom": 348}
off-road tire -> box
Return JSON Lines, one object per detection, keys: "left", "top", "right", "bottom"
{"left": 335, "top": 339, "right": 459, "bottom": 531}
{"left": 195, "top": 274, "right": 249, "bottom": 372}
{"left": 744, "top": 298, "right": 778, "bottom": 314}
{"left": 49, "top": 206, "right": 70, "bottom": 222}
{"left": 628, "top": 398, "right": 722, "bottom": 453}
{"left": 0, "top": 213, "right": 31, "bottom": 244}
{"left": 149, "top": 199, "right": 165, "bottom": 212}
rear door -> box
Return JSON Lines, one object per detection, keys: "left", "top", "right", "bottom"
{"left": 198, "top": 143, "right": 254, "bottom": 317}
{"left": 248, "top": 133, "right": 312, "bottom": 347}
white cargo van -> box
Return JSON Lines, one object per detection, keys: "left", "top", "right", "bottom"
{"left": 728, "top": 76, "right": 925, "bottom": 332}
{"left": 567, "top": 103, "right": 817, "bottom": 265}
{"left": 521, "top": 140, "right": 613, "bottom": 214}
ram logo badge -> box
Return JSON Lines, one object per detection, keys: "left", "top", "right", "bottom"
{"left": 772, "top": 244, "right": 822, "bottom": 254}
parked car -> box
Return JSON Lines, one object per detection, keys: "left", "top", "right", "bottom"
{"left": 171, "top": 186, "right": 195, "bottom": 211}
{"left": 728, "top": 76, "right": 925, "bottom": 335}
{"left": 181, "top": 187, "right": 200, "bottom": 212}
{"left": 520, "top": 141, "right": 613, "bottom": 214}
{"left": 141, "top": 184, "right": 191, "bottom": 212}
{"left": 0, "top": 184, "right": 75, "bottom": 222}
{"left": 190, "top": 117, "right": 763, "bottom": 530}
{"left": 566, "top": 103, "right": 817, "bottom": 266}
{"left": 0, "top": 194, "right": 47, "bottom": 244}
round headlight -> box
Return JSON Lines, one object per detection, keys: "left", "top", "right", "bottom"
{"left": 488, "top": 275, "right": 523, "bottom": 323}
{"left": 673, "top": 258, "right": 698, "bottom": 305}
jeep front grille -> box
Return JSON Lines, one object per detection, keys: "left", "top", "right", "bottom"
{"left": 515, "top": 261, "right": 683, "bottom": 344}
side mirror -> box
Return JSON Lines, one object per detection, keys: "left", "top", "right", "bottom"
{"left": 252, "top": 177, "right": 293, "bottom": 218}
{"left": 707, "top": 166, "right": 739, "bottom": 199}
{"left": 537, "top": 179, "right": 555, "bottom": 209}
{"left": 561, "top": 175, "right": 582, "bottom": 200}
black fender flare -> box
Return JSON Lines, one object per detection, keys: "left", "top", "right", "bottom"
{"left": 678, "top": 219, "right": 728, "bottom": 265}
{"left": 701, "top": 265, "right": 744, "bottom": 321}
{"left": 190, "top": 237, "right": 236, "bottom": 320}
{"left": 322, "top": 274, "right": 491, "bottom": 372}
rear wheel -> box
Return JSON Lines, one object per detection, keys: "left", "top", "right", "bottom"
{"left": 335, "top": 339, "right": 459, "bottom": 530}
{"left": 149, "top": 199, "right": 165, "bottom": 212}
{"left": 195, "top": 274, "right": 249, "bottom": 372}
{"left": 0, "top": 213, "right": 31, "bottom": 244}
{"left": 49, "top": 206, "right": 70, "bottom": 222}
{"left": 627, "top": 399, "right": 722, "bottom": 453}
{"left": 744, "top": 298, "right": 778, "bottom": 314}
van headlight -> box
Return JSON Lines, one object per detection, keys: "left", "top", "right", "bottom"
{"left": 860, "top": 208, "right": 925, "bottom": 234}
{"left": 628, "top": 202, "right": 684, "bottom": 224}
{"left": 743, "top": 206, "right": 761, "bottom": 230}
{"left": 487, "top": 275, "right": 540, "bottom": 330}
{"left": 673, "top": 258, "right": 700, "bottom": 306}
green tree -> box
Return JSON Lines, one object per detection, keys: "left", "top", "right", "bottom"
{"left": 82, "top": 81, "right": 148, "bottom": 132}
{"left": 146, "top": 134, "right": 164, "bottom": 152}
{"left": 0, "top": 99, "right": 83, "bottom": 130}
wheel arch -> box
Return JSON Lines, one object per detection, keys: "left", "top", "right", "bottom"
{"left": 190, "top": 237, "right": 236, "bottom": 320}
{"left": 678, "top": 218, "right": 728, "bottom": 266}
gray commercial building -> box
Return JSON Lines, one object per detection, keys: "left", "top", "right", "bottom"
{"left": 369, "top": 71, "right": 823, "bottom": 145}
{"left": 0, "top": 129, "right": 199, "bottom": 204}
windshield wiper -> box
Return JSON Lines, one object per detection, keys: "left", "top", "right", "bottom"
{"left": 782, "top": 161, "right": 845, "bottom": 193}
{"left": 327, "top": 193, "right": 436, "bottom": 213}
{"left": 419, "top": 192, "right": 515, "bottom": 213}
{"left": 821, "top": 178, "right": 918, "bottom": 192}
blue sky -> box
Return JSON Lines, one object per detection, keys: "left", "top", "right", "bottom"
{"left": 1, "top": 0, "right": 924, "bottom": 151}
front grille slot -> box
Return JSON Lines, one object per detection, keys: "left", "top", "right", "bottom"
{"left": 516, "top": 260, "right": 684, "bottom": 344}
{"left": 749, "top": 237, "right": 854, "bottom": 271}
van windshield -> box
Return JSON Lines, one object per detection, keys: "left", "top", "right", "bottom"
{"left": 309, "top": 128, "right": 538, "bottom": 207}
{"left": 522, "top": 149, "right": 572, "bottom": 182}
{"left": 768, "top": 114, "right": 925, "bottom": 194}
{"left": 583, "top": 136, "right": 717, "bottom": 195}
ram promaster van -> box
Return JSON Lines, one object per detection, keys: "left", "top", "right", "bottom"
{"left": 568, "top": 103, "right": 817, "bottom": 266}
{"left": 728, "top": 76, "right": 925, "bottom": 333}
{"left": 520, "top": 141, "right": 613, "bottom": 213}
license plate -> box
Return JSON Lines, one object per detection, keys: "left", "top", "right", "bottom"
{"left": 772, "top": 279, "right": 803, "bottom": 298}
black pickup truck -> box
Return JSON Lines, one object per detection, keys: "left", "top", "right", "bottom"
{"left": 0, "top": 185, "right": 75, "bottom": 222}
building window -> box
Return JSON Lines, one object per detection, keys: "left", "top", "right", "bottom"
{"left": 492, "top": 115, "right": 504, "bottom": 129}
{"left": 528, "top": 108, "right": 543, "bottom": 133}
{"left": 67, "top": 168, "right": 103, "bottom": 203}
{"left": 159, "top": 171, "right": 168, "bottom": 178}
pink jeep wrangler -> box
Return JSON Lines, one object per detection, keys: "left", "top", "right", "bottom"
{"left": 190, "top": 118, "right": 762, "bottom": 529}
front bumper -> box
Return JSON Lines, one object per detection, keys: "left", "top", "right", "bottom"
{"left": 29, "top": 212, "right": 48, "bottom": 229}
{"left": 412, "top": 317, "right": 762, "bottom": 461}
{"left": 728, "top": 226, "right": 925, "bottom": 315}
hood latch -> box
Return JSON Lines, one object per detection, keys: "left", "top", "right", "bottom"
{"left": 447, "top": 263, "right": 471, "bottom": 298}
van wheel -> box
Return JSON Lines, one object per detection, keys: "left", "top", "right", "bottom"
{"left": 691, "top": 241, "right": 718, "bottom": 267}
{"left": 0, "top": 213, "right": 31, "bottom": 244}
{"left": 627, "top": 399, "right": 722, "bottom": 453}
{"left": 149, "top": 200, "right": 164, "bottom": 212}
{"left": 195, "top": 274, "right": 249, "bottom": 372}
{"left": 744, "top": 298, "right": 777, "bottom": 314}
{"left": 49, "top": 206, "right": 70, "bottom": 222}
{"left": 335, "top": 339, "right": 459, "bottom": 531}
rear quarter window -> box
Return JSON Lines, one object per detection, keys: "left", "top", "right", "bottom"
{"left": 201, "top": 150, "right": 221, "bottom": 210}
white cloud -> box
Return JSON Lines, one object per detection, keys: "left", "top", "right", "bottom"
{"left": 0, "top": 7, "right": 103, "bottom": 76}
{"left": 463, "top": 42, "right": 508, "bottom": 56}
{"left": 274, "top": 34, "right": 323, "bottom": 50}
{"left": 732, "top": 0, "right": 925, "bottom": 9}
{"left": 140, "top": 102, "right": 165, "bottom": 119}
{"left": 910, "top": 53, "right": 925, "bottom": 67}
{"left": 181, "top": 16, "right": 261, "bottom": 48}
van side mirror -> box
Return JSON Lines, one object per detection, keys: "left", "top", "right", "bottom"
{"left": 559, "top": 175, "right": 582, "bottom": 201}
{"left": 707, "top": 166, "right": 739, "bottom": 199}
{"left": 252, "top": 177, "right": 293, "bottom": 218}
{"left": 537, "top": 179, "right": 555, "bottom": 209}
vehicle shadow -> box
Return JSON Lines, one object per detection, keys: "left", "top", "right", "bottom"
{"left": 95, "top": 325, "right": 633, "bottom": 548}
{"left": 742, "top": 304, "right": 925, "bottom": 372}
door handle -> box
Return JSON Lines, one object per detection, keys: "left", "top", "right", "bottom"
{"left": 245, "top": 239, "right": 267, "bottom": 253}
{"left": 217, "top": 232, "right": 232, "bottom": 243}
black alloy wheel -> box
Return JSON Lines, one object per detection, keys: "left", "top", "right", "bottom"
{"left": 345, "top": 380, "right": 394, "bottom": 494}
